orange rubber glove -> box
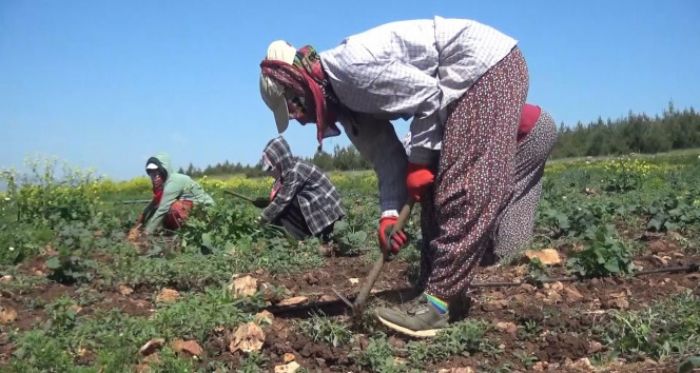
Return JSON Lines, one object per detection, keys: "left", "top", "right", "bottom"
{"left": 378, "top": 216, "right": 409, "bottom": 254}
{"left": 406, "top": 163, "right": 435, "bottom": 202}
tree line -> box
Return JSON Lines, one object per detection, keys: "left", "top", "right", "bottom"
{"left": 552, "top": 102, "right": 700, "bottom": 158}
{"left": 178, "top": 144, "right": 370, "bottom": 178}
{"left": 180, "top": 103, "right": 700, "bottom": 177}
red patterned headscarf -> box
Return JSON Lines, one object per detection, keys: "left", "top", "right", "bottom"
{"left": 260, "top": 45, "right": 341, "bottom": 146}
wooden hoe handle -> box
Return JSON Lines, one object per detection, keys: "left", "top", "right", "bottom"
{"left": 353, "top": 200, "right": 415, "bottom": 314}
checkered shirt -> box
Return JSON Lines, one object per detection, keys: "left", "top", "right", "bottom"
{"left": 261, "top": 137, "right": 344, "bottom": 235}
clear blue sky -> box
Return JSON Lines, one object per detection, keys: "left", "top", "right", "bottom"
{"left": 1, "top": 0, "right": 698, "bottom": 179}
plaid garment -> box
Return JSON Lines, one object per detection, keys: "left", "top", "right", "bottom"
{"left": 261, "top": 137, "right": 344, "bottom": 235}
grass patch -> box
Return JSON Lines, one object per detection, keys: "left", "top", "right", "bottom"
{"left": 297, "top": 313, "right": 353, "bottom": 348}
{"left": 406, "top": 319, "right": 495, "bottom": 365}
{"left": 7, "top": 287, "right": 256, "bottom": 372}
{"left": 604, "top": 290, "right": 700, "bottom": 361}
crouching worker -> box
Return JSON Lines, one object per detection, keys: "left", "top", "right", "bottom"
{"left": 258, "top": 136, "right": 344, "bottom": 242}
{"left": 129, "top": 153, "right": 215, "bottom": 239}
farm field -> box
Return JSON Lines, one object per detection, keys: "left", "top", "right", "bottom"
{"left": 1, "top": 151, "right": 699, "bottom": 373}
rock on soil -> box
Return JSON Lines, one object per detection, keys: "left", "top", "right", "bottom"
{"left": 171, "top": 339, "right": 203, "bottom": 357}
{"left": 155, "top": 288, "right": 180, "bottom": 303}
{"left": 139, "top": 338, "right": 165, "bottom": 356}
{"left": 229, "top": 322, "right": 265, "bottom": 353}
{"left": 524, "top": 248, "right": 562, "bottom": 265}
{"left": 229, "top": 275, "right": 258, "bottom": 297}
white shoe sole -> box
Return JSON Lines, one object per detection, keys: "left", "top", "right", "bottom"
{"left": 376, "top": 315, "right": 441, "bottom": 338}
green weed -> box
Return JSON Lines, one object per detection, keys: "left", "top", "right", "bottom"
{"left": 406, "top": 319, "right": 493, "bottom": 365}
{"left": 297, "top": 313, "right": 353, "bottom": 348}
{"left": 566, "top": 224, "right": 634, "bottom": 278}
{"left": 355, "top": 335, "right": 405, "bottom": 373}
{"left": 237, "top": 351, "right": 268, "bottom": 373}
{"left": 604, "top": 291, "right": 700, "bottom": 361}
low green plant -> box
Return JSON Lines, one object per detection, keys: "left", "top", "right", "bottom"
{"left": 406, "top": 319, "right": 493, "bottom": 365}
{"left": 149, "top": 347, "right": 196, "bottom": 372}
{"left": 645, "top": 192, "right": 700, "bottom": 232}
{"left": 45, "top": 296, "right": 79, "bottom": 334}
{"left": 513, "top": 350, "right": 537, "bottom": 369}
{"left": 237, "top": 351, "right": 268, "bottom": 373}
{"left": 153, "top": 287, "right": 252, "bottom": 341}
{"left": 0, "top": 223, "right": 53, "bottom": 265}
{"left": 9, "top": 330, "right": 82, "bottom": 373}
{"left": 330, "top": 219, "right": 368, "bottom": 256}
{"left": 525, "top": 257, "right": 549, "bottom": 286}
{"left": 355, "top": 335, "right": 404, "bottom": 373}
{"left": 46, "top": 253, "right": 95, "bottom": 285}
{"left": 604, "top": 291, "right": 700, "bottom": 361}
{"left": 297, "top": 312, "right": 353, "bottom": 348}
{"left": 46, "top": 221, "right": 103, "bottom": 284}
{"left": 2, "top": 158, "right": 102, "bottom": 226}
{"left": 178, "top": 201, "right": 258, "bottom": 252}
{"left": 518, "top": 319, "right": 542, "bottom": 341}
{"left": 601, "top": 157, "right": 651, "bottom": 193}
{"left": 0, "top": 271, "right": 48, "bottom": 294}
{"left": 566, "top": 224, "right": 634, "bottom": 278}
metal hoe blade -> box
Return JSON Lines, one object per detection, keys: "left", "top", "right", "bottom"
{"left": 331, "top": 287, "right": 354, "bottom": 309}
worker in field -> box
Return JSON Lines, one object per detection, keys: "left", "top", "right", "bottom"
{"left": 257, "top": 136, "right": 344, "bottom": 242}
{"left": 258, "top": 16, "right": 557, "bottom": 337}
{"left": 128, "top": 153, "right": 215, "bottom": 240}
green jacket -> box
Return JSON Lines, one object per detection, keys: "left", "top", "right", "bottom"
{"left": 143, "top": 153, "right": 215, "bottom": 233}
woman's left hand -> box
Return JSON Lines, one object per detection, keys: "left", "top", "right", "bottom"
{"left": 406, "top": 163, "right": 435, "bottom": 201}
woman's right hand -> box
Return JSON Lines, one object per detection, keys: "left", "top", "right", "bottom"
{"left": 377, "top": 215, "right": 408, "bottom": 254}
{"left": 127, "top": 225, "right": 141, "bottom": 242}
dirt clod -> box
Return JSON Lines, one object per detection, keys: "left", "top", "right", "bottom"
{"left": 0, "top": 306, "right": 17, "bottom": 325}
{"left": 254, "top": 310, "right": 275, "bottom": 325}
{"left": 171, "top": 339, "right": 203, "bottom": 357}
{"left": 274, "top": 361, "right": 301, "bottom": 373}
{"left": 277, "top": 296, "right": 308, "bottom": 307}
{"left": 230, "top": 275, "right": 258, "bottom": 297}
{"left": 564, "top": 357, "right": 595, "bottom": 371}
{"left": 438, "top": 367, "right": 475, "bottom": 373}
{"left": 482, "top": 299, "right": 508, "bottom": 312}
{"left": 388, "top": 336, "right": 406, "bottom": 350}
{"left": 563, "top": 286, "right": 584, "bottom": 302}
{"left": 155, "top": 288, "right": 179, "bottom": 303}
{"left": 524, "top": 248, "right": 562, "bottom": 265}
{"left": 604, "top": 294, "right": 630, "bottom": 310}
{"left": 229, "top": 322, "right": 265, "bottom": 353}
{"left": 118, "top": 284, "right": 134, "bottom": 296}
{"left": 588, "top": 340, "right": 603, "bottom": 354}
{"left": 494, "top": 321, "right": 518, "bottom": 337}
{"left": 302, "top": 273, "right": 318, "bottom": 285}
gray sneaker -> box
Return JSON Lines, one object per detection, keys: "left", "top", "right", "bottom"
{"left": 375, "top": 304, "right": 448, "bottom": 337}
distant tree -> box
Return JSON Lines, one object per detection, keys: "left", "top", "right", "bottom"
{"left": 550, "top": 103, "right": 700, "bottom": 159}
{"left": 187, "top": 103, "right": 700, "bottom": 173}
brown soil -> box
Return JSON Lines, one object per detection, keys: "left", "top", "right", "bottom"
{"left": 1, "top": 236, "right": 697, "bottom": 372}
